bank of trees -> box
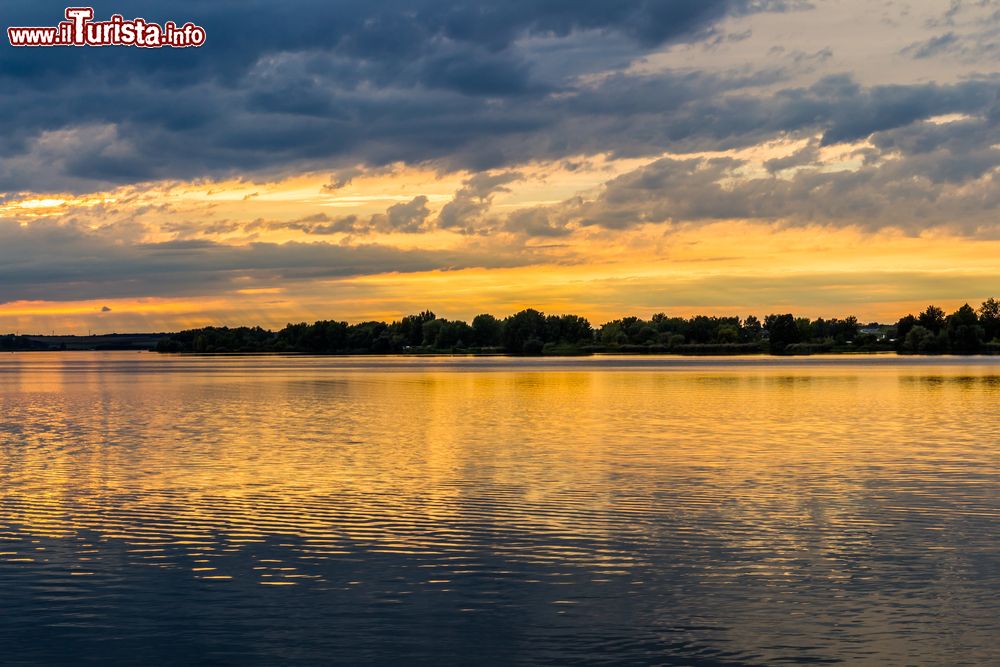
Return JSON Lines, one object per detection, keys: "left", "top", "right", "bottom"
{"left": 153, "top": 299, "right": 1000, "bottom": 355}
{"left": 0, "top": 335, "right": 49, "bottom": 351}
{"left": 155, "top": 309, "right": 596, "bottom": 354}
{"left": 895, "top": 300, "right": 1000, "bottom": 354}
{"left": 153, "top": 308, "right": 861, "bottom": 355}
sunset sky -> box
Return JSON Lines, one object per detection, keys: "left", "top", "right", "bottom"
{"left": 4, "top": 1, "right": 1000, "bottom": 333}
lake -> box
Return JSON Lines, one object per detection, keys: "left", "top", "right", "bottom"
{"left": 0, "top": 353, "right": 997, "bottom": 665}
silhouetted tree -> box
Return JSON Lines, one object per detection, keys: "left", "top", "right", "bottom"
{"left": 716, "top": 324, "right": 739, "bottom": 343}
{"left": 428, "top": 319, "right": 474, "bottom": 349}
{"left": 979, "top": 298, "right": 1000, "bottom": 342}
{"left": 903, "top": 325, "right": 939, "bottom": 353}
{"left": 833, "top": 317, "right": 859, "bottom": 344}
{"left": 502, "top": 309, "right": 547, "bottom": 353}
{"left": 764, "top": 314, "right": 800, "bottom": 354}
{"left": 895, "top": 314, "right": 918, "bottom": 351}
{"left": 471, "top": 314, "right": 503, "bottom": 347}
{"left": 741, "top": 315, "right": 763, "bottom": 342}
{"left": 396, "top": 310, "right": 436, "bottom": 347}
{"left": 599, "top": 321, "right": 625, "bottom": 346}
{"left": 918, "top": 305, "right": 946, "bottom": 334}
{"left": 947, "top": 304, "right": 983, "bottom": 354}
{"left": 555, "top": 314, "right": 594, "bottom": 344}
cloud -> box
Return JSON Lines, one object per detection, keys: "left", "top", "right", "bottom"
{"left": 536, "top": 113, "right": 1000, "bottom": 234}
{"left": 764, "top": 141, "right": 821, "bottom": 173}
{"left": 2, "top": 2, "right": 995, "bottom": 202}
{"left": 901, "top": 32, "right": 961, "bottom": 59}
{"left": 504, "top": 208, "right": 572, "bottom": 237}
{"left": 370, "top": 196, "right": 431, "bottom": 233}
{"left": 245, "top": 213, "right": 360, "bottom": 236}
{"left": 0, "top": 218, "right": 536, "bottom": 304}
{"left": 244, "top": 196, "right": 431, "bottom": 236}
{"left": 2, "top": 1, "right": 998, "bottom": 199}
{"left": 0, "top": 1, "right": 809, "bottom": 192}
{"left": 437, "top": 171, "right": 523, "bottom": 233}
{"left": 323, "top": 168, "right": 365, "bottom": 191}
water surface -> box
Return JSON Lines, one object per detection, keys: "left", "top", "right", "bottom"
{"left": 0, "top": 353, "right": 997, "bottom": 665}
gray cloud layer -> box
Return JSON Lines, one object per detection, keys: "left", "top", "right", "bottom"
{"left": 0, "top": 218, "right": 532, "bottom": 303}
{"left": 535, "top": 111, "right": 1000, "bottom": 236}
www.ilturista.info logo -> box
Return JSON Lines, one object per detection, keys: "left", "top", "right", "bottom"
{"left": 8, "top": 7, "right": 206, "bottom": 48}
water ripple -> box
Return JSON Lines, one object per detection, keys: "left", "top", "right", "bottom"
{"left": 0, "top": 353, "right": 997, "bottom": 665}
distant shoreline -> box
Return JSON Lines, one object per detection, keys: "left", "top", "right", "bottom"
{"left": 4, "top": 343, "right": 1000, "bottom": 359}
{"left": 5, "top": 300, "right": 1000, "bottom": 356}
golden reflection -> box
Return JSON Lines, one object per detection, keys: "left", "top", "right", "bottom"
{"left": 1, "top": 354, "right": 998, "bottom": 590}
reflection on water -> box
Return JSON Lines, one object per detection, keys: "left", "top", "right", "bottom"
{"left": 0, "top": 353, "right": 997, "bottom": 665}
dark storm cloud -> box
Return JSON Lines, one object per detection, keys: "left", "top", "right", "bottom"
{"left": 0, "top": 0, "right": 810, "bottom": 192}
{"left": 3, "top": 1, "right": 996, "bottom": 196}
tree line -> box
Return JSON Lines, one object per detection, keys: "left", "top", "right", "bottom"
{"left": 0, "top": 335, "right": 49, "bottom": 352}
{"left": 895, "top": 299, "right": 1000, "bottom": 354}
{"left": 153, "top": 299, "right": 1000, "bottom": 355}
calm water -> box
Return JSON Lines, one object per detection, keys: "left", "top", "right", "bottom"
{"left": 0, "top": 353, "right": 997, "bottom": 665}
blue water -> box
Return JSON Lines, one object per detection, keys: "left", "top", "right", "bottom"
{"left": 0, "top": 353, "right": 997, "bottom": 665}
